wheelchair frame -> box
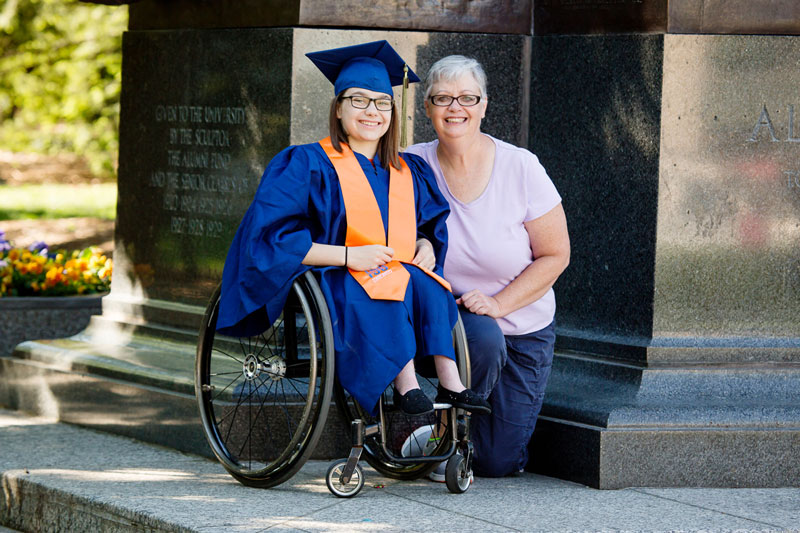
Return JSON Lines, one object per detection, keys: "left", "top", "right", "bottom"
{"left": 195, "top": 271, "right": 473, "bottom": 496}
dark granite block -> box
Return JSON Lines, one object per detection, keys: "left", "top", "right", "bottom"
{"left": 533, "top": 0, "right": 667, "bottom": 35}
{"left": 530, "top": 34, "right": 664, "bottom": 351}
{"left": 669, "top": 0, "right": 800, "bottom": 35}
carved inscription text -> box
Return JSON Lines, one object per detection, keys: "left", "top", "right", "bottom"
{"left": 149, "top": 104, "right": 251, "bottom": 237}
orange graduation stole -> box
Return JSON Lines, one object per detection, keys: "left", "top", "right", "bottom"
{"left": 319, "top": 137, "right": 451, "bottom": 301}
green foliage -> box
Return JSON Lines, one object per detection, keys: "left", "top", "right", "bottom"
{"left": 0, "top": 0, "right": 126, "bottom": 178}
{"left": 0, "top": 183, "right": 117, "bottom": 220}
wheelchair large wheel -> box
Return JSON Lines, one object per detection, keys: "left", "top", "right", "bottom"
{"left": 332, "top": 314, "right": 471, "bottom": 480}
{"left": 196, "top": 271, "right": 334, "bottom": 488}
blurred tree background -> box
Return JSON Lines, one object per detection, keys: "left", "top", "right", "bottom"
{"left": 0, "top": 0, "right": 127, "bottom": 179}
{"left": 0, "top": 0, "right": 125, "bottom": 255}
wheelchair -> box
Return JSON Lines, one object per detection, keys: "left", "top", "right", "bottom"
{"left": 195, "top": 271, "right": 475, "bottom": 497}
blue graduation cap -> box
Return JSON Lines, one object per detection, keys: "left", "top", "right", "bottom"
{"left": 306, "top": 40, "right": 421, "bottom": 96}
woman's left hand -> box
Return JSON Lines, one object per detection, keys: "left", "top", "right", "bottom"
{"left": 411, "top": 238, "right": 436, "bottom": 271}
{"left": 457, "top": 289, "right": 502, "bottom": 318}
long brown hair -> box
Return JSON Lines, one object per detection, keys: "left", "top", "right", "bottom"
{"left": 328, "top": 92, "right": 401, "bottom": 170}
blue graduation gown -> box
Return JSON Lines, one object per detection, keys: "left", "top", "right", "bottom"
{"left": 217, "top": 142, "right": 458, "bottom": 414}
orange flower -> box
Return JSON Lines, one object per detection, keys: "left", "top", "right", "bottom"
{"left": 46, "top": 268, "right": 63, "bottom": 284}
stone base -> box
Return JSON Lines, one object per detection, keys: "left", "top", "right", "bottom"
{"left": 529, "top": 418, "right": 800, "bottom": 489}
{"left": 526, "top": 353, "right": 800, "bottom": 488}
{"left": 0, "top": 307, "right": 349, "bottom": 460}
{"left": 0, "top": 295, "right": 103, "bottom": 358}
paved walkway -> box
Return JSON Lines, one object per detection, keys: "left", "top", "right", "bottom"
{"left": 0, "top": 408, "right": 797, "bottom": 532}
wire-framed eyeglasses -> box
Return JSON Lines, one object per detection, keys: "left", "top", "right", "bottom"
{"left": 429, "top": 94, "right": 482, "bottom": 107}
{"left": 340, "top": 95, "right": 394, "bottom": 112}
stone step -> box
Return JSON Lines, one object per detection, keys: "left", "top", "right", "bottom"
{"left": 0, "top": 331, "right": 350, "bottom": 461}
{"left": 2, "top": 408, "right": 799, "bottom": 533}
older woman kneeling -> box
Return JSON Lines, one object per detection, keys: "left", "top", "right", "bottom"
{"left": 406, "top": 55, "right": 570, "bottom": 478}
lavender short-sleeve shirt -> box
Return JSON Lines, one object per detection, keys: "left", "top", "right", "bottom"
{"left": 406, "top": 135, "right": 562, "bottom": 335}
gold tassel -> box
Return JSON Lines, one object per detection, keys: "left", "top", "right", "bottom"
{"left": 401, "top": 63, "right": 409, "bottom": 149}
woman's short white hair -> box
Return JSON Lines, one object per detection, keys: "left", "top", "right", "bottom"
{"left": 424, "top": 55, "right": 488, "bottom": 100}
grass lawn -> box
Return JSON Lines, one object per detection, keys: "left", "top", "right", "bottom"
{"left": 0, "top": 183, "right": 117, "bottom": 220}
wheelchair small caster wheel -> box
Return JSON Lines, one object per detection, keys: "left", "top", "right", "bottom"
{"left": 326, "top": 460, "right": 365, "bottom": 498}
{"left": 445, "top": 454, "right": 471, "bottom": 494}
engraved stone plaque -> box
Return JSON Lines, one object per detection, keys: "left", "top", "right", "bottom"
{"left": 115, "top": 29, "right": 293, "bottom": 306}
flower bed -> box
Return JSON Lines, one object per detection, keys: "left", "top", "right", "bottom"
{"left": 0, "top": 231, "right": 111, "bottom": 356}
{"left": 0, "top": 231, "right": 111, "bottom": 297}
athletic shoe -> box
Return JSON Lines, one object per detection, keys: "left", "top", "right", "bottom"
{"left": 428, "top": 459, "right": 447, "bottom": 482}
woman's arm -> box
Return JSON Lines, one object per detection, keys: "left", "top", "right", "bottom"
{"left": 302, "top": 243, "right": 395, "bottom": 271}
{"left": 457, "top": 203, "right": 570, "bottom": 317}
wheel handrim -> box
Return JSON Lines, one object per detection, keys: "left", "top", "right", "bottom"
{"left": 196, "top": 275, "right": 333, "bottom": 485}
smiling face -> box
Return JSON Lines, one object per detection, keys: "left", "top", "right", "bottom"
{"left": 425, "top": 73, "right": 487, "bottom": 142}
{"left": 336, "top": 87, "right": 393, "bottom": 155}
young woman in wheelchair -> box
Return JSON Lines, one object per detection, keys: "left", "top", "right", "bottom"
{"left": 215, "top": 41, "right": 490, "bottom": 418}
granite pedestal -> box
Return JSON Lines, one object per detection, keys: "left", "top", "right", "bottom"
{"left": 527, "top": 12, "right": 800, "bottom": 488}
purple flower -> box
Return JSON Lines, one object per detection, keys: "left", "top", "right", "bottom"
{"left": 0, "top": 241, "right": 10, "bottom": 253}
{"left": 0, "top": 259, "right": 7, "bottom": 268}
{"left": 29, "top": 241, "right": 48, "bottom": 254}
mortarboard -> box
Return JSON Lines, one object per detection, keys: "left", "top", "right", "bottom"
{"left": 305, "top": 40, "right": 420, "bottom": 96}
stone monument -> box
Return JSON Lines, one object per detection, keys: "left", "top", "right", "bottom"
{"left": 1, "top": 0, "right": 797, "bottom": 489}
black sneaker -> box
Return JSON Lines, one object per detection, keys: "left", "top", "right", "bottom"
{"left": 435, "top": 385, "right": 491, "bottom": 415}
{"left": 393, "top": 387, "right": 434, "bottom": 416}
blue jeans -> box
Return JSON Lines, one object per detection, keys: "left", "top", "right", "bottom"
{"left": 461, "top": 309, "right": 555, "bottom": 477}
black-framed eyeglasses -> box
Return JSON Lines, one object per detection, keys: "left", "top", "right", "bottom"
{"left": 429, "top": 94, "right": 482, "bottom": 107}
{"left": 340, "top": 95, "right": 394, "bottom": 111}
